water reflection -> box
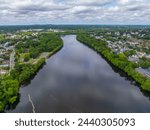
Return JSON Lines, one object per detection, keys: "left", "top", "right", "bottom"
{"left": 103, "top": 55, "right": 150, "bottom": 100}
{"left": 6, "top": 35, "right": 150, "bottom": 113}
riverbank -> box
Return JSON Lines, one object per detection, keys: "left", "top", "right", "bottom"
{"left": 0, "top": 35, "right": 63, "bottom": 112}
{"left": 77, "top": 33, "right": 150, "bottom": 92}
{"left": 6, "top": 35, "right": 150, "bottom": 113}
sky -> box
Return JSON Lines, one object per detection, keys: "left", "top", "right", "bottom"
{"left": 0, "top": 0, "right": 150, "bottom": 25}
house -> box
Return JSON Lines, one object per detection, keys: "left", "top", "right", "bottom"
{"left": 0, "top": 64, "right": 9, "bottom": 67}
{"left": 4, "top": 42, "right": 10, "bottom": 48}
{"left": 144, "top": 54, "right": 150, "bottom": 59}
{"left": 136, "top": 67, "right": 150, "bottom": 78}
{"left": 128, "top": 55, "right": 139, "bottom": 62}
{"left": 0, "top": 70, "right": 8, "bottom": 75}
{"left": 6, "top": 46, "right": 14, "bottom": 51}
{"left": 0, "top": 58, "right": 4, "bottom": 62}
{"left": 137, "top": 52, "right": 146, "bottom": 58}
{"left": 0, "top": 48, "right": 5, "bottom": 55}
{"left": 120, "top": 48, "right": 127, "bottom": 52}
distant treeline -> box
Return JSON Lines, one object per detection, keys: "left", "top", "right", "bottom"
{"left": 0, "top": 24, "right": 150, "bottom": 33}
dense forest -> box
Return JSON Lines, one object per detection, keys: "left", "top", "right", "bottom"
{"left": 77, "top": 33, "right": 150, "bottom": 91}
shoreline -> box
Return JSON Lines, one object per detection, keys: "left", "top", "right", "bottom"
{"left": 76, "top": 33, "right": 150, "bottom": 92}
{"left": 0, "top": 38, "right": 63, "bottom": 112}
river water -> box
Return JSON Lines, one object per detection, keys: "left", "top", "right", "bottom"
{"left": 7, "top": 35, "right": 150, "bottom": 113}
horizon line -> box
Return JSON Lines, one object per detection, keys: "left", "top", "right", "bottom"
{"left": 0, "top": 24, "right": 150, "bottom": 26}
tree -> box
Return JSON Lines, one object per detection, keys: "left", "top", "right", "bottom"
{"left": 76, "top": 33, "right": 149, "bottom": 91}
{"left": 24, "top": 53, "right": 30, "bottom": 62}
{"left": 142, "top": 79, "right": 150, "bottom": 91}
{"left": 1, "top": 79, "right": 19, "bottom": 105}
{"left": 30, "top": 47, "right": 39, "bottom": 58}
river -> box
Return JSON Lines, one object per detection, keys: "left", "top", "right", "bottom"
{"left": 7, "top": 35, "right": 150, "bottom": 113}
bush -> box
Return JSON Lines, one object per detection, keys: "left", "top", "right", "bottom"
{"left": 24, "top": 53, "right": 30, "bottom": 62}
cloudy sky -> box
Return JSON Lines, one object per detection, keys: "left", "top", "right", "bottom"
{"left": 0, "top": 0, "right": 150, "bottom": 25}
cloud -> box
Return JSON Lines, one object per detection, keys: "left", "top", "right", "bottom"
{"left": 68, "top": 0, "right": 112, "bottom": 6}
{"left": 118, "top": 0, "right": 130, "bottom": 5}
{"left": 0, "top": 0, "right": 149, "bottom": 25}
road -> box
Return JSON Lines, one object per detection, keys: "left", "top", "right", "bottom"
{"left": 9, "top": 49, "right": 15, "bottom": 71}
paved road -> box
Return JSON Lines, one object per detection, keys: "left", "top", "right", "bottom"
{"left": 9, "top": 49, "right": 15, "bottom": 71}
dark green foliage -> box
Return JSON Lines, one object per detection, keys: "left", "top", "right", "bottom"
{"left": 14, "top": 58, "right": 45, "bottom": 84}
{"left": 124, "top": 50, "right": 136, "bottom": 57}
{"left": 0, "top": 77, "right": 19, "bottom": 111}
{"left": 0, "top": 32, "right": 63, "bottom": 112}
{"left": 142, "top": 79, "right": 150, "bottom": 91}
{"left": 77, "top": 33, "right": 150, "bottom": 91}
{"left": 138, "top": 57, "right": 150, "bottom": 68}
{"left": 15, "top": 32, "right": 63, "bottom": 59}
{"left": 24, "top": 53, "right": 30, "bottom": 62}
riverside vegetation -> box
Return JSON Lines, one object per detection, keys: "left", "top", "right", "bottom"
{"left": 77, "top": 33, "right": 150, "bottom": 91}
{"left": 0, "top": 25, "right": 150, "bottom": 112}
{"left": 0, "top": 32, "right": 63, "bottom": 112}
